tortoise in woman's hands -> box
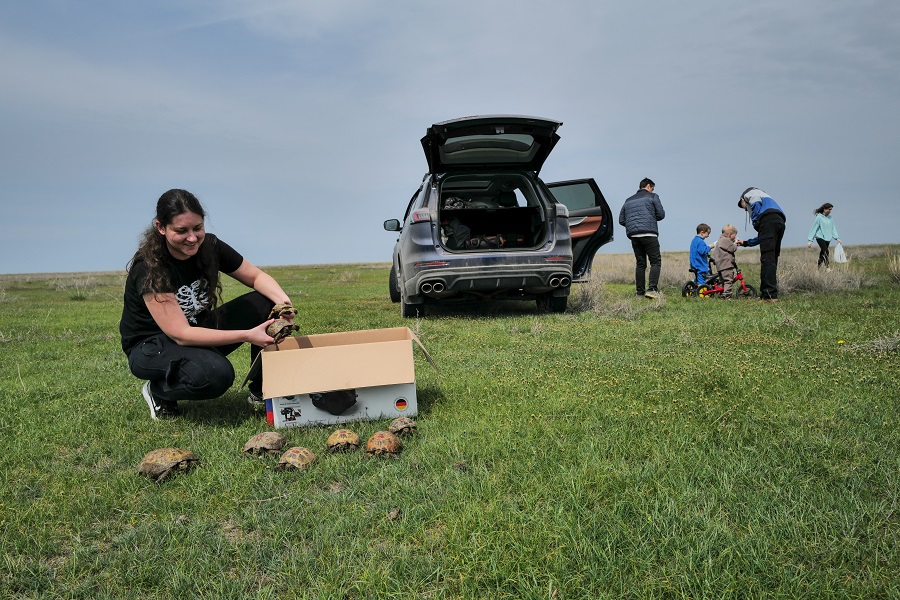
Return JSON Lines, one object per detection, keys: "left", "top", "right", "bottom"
{"left": 268, "top": 303, "right": 297, "bottom": 320}
{"left": 266, "top": 319, "right": 300, "bottom": 343}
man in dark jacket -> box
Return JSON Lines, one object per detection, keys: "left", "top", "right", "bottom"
{"left": 618, "top": 178, "right": 666, "bottom": 298}
{"left": 737, "top": 186, "right": 786, "bottom": 302}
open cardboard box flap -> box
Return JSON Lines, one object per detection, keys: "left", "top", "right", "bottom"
{"left": 260, "top": 327, "right": 434, "bottom": 399}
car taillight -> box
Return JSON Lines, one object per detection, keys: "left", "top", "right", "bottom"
{"left": 545, "top": 256, "right": 569, "bottom": 262}
{"left": 414, "top": 260, "right": 450, "bottom": 268}
{"left": 411, "top": 209, "right": 431, "bottom": 223}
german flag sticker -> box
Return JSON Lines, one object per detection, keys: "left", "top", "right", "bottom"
{"left": 395, "top": 398, "right": 408, "bottom": 411}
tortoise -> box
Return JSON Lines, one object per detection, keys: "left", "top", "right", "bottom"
{"left": 388, "top": 417, "right": 417, "bottom": 436}
{"left": 242, "top": 431, "right": 286, "bottom": 456}
{"left": 365, "top": 431, "right": 403, "bottom": 458}
{"left": 268, "top": 303, "right": 298, "bottom": 320}
{"left": 326, "top": 428, "right": 360, "bottom": 453}
{"left": 266, "top": 319, "right": 300, "bottom": 343}
{"left": 137, "top": 447, "right": 200, "bottom": 482}
{"left": 276, "top": 446, "right": 317, "bottom": 471}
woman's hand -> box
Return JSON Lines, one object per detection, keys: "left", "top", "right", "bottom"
{"left": 248, "top": 319, "right": 277, "bottom": 347}
{"left": 807, "top": 242, "right": 812, "bottom": 248}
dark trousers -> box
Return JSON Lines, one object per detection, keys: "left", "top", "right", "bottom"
{"left": 127, "top": 292, "right": 274, "bottom": 402}
{"left": 757, "top": 213, "right": 786, "bottom": 299}
{"left": 630, "top": 236, "right": 662, "bottom": 294}
{"left": 816, "top": 238, "right": 830, "bottom": 268}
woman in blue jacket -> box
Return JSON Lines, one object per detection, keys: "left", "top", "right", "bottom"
{"left": 807, "top": 203, "right": 842, "bottom": 269}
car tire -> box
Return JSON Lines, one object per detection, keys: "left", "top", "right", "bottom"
{"left": 536, "top": 293, "right": 567, "bottom": 313}
{"left": 388, "top": 265, "right": 401, "bottom": 303}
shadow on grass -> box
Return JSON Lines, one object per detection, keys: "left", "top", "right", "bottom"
{"left": 178, "top": 392, "right": 265, "bottom": 428}
{"left": 414, "top": 297, "right": 555, "bottom": 319}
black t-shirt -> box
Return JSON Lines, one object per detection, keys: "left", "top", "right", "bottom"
{"left": 119, "top": 234, "right": 244, "bottom": 352}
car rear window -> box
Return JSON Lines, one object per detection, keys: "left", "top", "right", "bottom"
{"left": 439, "top": 133, "right": 542, "bottom": 166}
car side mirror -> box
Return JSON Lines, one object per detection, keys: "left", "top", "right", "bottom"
{"left": 383, "top": 219, "right": 401, "bottom": 232}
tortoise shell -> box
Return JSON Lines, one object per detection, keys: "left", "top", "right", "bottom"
{"left": 137, "top": 447, "right": 200, "bottom": 482}
{"left": 268, "top": 303, "right": 298, "bottom": 320}
{"left": 365, "top": 431, "right": 403, "bottom": 458}
{"left": 326, "top": 429, "right": 360, "bottom": 453}
{"left": 388, "top": 417, "right": 417, "bottom": 436}
{"left": 276, "top": 446, "right": 317, "bottom": 471}
{"left": 266, "top": 319, "right": 299, "bottom": 343}
{"left": 242, "top": 432, "right": 286, "bottom": 456}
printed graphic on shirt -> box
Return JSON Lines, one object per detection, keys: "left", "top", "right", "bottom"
{"left": 176, "top": 279, "right": 209, "bottom": 324}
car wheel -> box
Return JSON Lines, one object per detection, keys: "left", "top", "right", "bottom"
{"left": 536, "top": 293, "right": 567, "bottom": 313}
{"left": 388, "top": 265, "right": 401, "bottom": 303}
{"left": 682, "top": 281, "right": 698, "bottom": 297}
{"left": 739, "top": 284, "right": 758, "bottom": 299}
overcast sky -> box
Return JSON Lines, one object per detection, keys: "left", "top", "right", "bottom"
{"left": 1, "top": 0, "right": 898, "bottom": 275}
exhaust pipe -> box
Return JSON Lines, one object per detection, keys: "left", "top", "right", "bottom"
{"left": 432, "top": 282, "right": 445, "bottom": 293}
{"left": 559, "top": 276, "right": 571, "bottom": 287}
{"left": 549, "top": 277, "right": 561, "bottom": 288}
{"left": 421, "top": 282, "right": 433, "bottom": 293}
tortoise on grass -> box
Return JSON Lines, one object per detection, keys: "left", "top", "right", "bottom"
{"left": 326, "top": 429, "right": 360, "bottom": 453}
{"left": 266, "top": 319, "right": 300, "bottom": 344}
{"left": 137, "top": 448, "right": 200, "bottom": 482}
{"left": 388, "top": 417, "right": 417, "bottom": 436}
{"left": 276, "top": 446, "right": 317, "bottom": 471}
{"left": 242, "top": 432, "right": 286, "bottom": 456}
{"left": 365, "top": 431, "right": 403, "bottom": 458}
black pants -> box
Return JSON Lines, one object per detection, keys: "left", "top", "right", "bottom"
{"left": 757, "top": 213, "right": 786, "bottom": 300}
{"left": 127, "top": 292, "right": 274, "bottom": 402}
{"left": 816, "top": 238, "right": 830, "bottom": 268}
{"left": 630, "top": 236, "right": 662, "bottom": 294}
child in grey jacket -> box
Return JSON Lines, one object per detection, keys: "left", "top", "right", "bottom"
{"left": 712, "top": 224, "right": 739, "bottom": 296}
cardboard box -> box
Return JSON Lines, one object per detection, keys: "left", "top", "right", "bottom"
{"left": 260, "top": 327, "right": 433, "bottom": 428}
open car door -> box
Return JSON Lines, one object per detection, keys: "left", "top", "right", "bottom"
{"left": 546, "top": 178, "right": 614, "bottom": 281}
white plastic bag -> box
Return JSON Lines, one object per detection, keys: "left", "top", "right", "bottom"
{"left": 834, "top": 244, "right": 848, "bottom": 263}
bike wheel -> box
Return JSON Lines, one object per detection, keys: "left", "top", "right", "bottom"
{"left": 682, "top": 281, "right": 698, "bottom": 297}
{"left": 739, "top": 284, "right": 758, "bottom": 299}
{"left": 697, "top": 284, "right": 712, "bottom": 298}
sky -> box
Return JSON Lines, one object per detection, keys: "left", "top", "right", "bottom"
{"left": 1, "top": 0, "right": 898, "bottom": 275}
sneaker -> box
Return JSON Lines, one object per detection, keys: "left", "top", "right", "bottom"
{"left": 142, "top": 381, "right": 180, "bottom": 420}
{"left": 760, "top": 297, "right": 779, "bottom": 303}
{"left": 644, "top": 290, "right": 660, "bottom": 300}
{"left": 635, "top": 291, "right": 645, "bottom": 297}
{"left": 247, "top": 390, "right": 265, "bottom": 409}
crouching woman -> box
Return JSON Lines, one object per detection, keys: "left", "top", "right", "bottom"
{"left": 119, "top": 189, "right": 295, "bottom": 419}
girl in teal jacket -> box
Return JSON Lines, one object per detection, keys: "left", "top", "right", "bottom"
{"left": 807, "top": 203, "right": 842, "bottom": 268}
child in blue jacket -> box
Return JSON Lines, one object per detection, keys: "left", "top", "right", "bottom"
{"left": 689, "top": 223, "right": 712, "bottom": 284}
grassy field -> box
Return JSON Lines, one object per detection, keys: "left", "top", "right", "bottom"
{"left": 1, "top": 245, "right": 898, "bottom": 599}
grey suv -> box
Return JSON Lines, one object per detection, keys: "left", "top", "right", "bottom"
{"left": 384, "top": 115, "right": 613, "bottom": 317}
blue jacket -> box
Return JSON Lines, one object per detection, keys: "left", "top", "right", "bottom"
{"left": 689, "top": 235, "right": 710, "bottom": 272}
{"left": 740, "top": 188, "right": 785, "bottom": 247}
{"left": 618, "top": 189, "right": 665, "bottom": 238}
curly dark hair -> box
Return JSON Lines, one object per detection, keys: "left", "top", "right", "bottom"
{"left": 126, "top": 189, "right": 223, "bottom": 316}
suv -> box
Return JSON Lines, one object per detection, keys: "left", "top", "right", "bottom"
{"left": 384, "top": 115, "right": 613, "bottom": 317}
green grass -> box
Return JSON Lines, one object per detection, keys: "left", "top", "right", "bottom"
{"left": 1, "top": 247, "right": 898, "bottom": 599}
